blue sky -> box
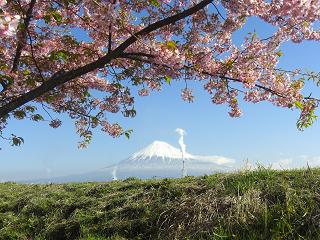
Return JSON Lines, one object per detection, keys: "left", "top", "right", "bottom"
{"left": 1, "top": 17, "right": 320, "bottom": 181}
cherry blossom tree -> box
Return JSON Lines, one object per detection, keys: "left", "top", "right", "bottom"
{"left": 1, "top": 0, "right": 320, "bottom": 147}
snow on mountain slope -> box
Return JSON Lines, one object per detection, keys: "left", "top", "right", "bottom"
{"left": 131, "top": 141, "right": 192, "bottom": 159}
{"left": 121, "top": 141, "right": 234, "bottom": 166}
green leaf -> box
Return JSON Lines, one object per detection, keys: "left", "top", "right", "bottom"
{"left": 13, "top": 110, "right": 26, "bottom": 120}
{"left": 45, "top": 95, "right": 55, "bottom": 103}
{"left": 49, "top": 50, "right": 70, "bottom": 62}
{"left": 83, "top": 90, "right": 91, "bottom": 97}
{"left": 224, "top": 60, "right": 234, "bottom": 70}
{"left": 124, "top": 132, "right": 130, "bottom": 139}
{"left": 164, "top": 76, "right": 171, "bottom": 85}
{"left": 294, "top": 101, "right": 303, "bottom": 110}
{"left": 25, "top": 106, "right": 36, "bottom": 113}
{"left": 62, "top": 0, "right": 77, "bottom": 7}
{"left": 11, "top": 135, "right": 24, "bottom": 147}
{"left": 56, "top": 51, "right": 68, "bottom": 60}
{"left": 297, "top": 113, "right": 318, "bottom": 130}
{"left": 165, "top": 41, "right": 177, "bottom": 51}
{"left": 276, "top": 50, "right": 283, "bottom": 57}
{"left": 149, "top": 0, "right": 160, "bottom": 7}
{"left": 51, "top": 11, "right": 63, "bottom": 23}
{"left": 23, "top": 69, "right": 31, "bottom": 76}
{"left": 43, "top": 15, "right": 51, "bottom": 24}
{"left": 132, "top": 77, "right": 142, "bottom": 86}
{"left": 123, "top": 129, "right": 133, "bottom": 139}
{"left": 91, "top": 117, "right": 99, "bottom": 128}
{"left": 31, "top": 114, "right": 44, "bottom": 122}
{"left": 114, "top": 82, "right": 123, "bottom": 89}
{"left": 250, "top": 32, "right": 257, "bottom": 40}
{"left": 123, "top": 109, "right": 136, "bottom": 118}
{"left": 44, "top": 10, "right": 63, "bottom": 24}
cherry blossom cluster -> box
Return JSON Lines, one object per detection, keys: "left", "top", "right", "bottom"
{"left": 0, "top": 0, "right": 320, "bottom": 146}
{"left": 181, "top": 88, "right": 194, "bottom": 103}
{"left": 0, "top": 0, "right": 20, "bottom": 37}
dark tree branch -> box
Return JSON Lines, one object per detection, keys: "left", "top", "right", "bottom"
{"left": 1, "top": 0, "right": 36, "bottom": 93}
{"left": 217, "top": 75, "right": 285, "bottom": 98}
{"left": 121, "top": 52, "right": 155, "bottom": 58}
{"left": 26, "top": 29, "right": 45, "bottom": 82}
{"left": 212, "top": 2, "right": 225, "bottom": 20}
{"left": 108, "top": 24, "right": 112, "bottom": 53}
{"left": 0, "top": 0, "right": 213, "bottom": 118}
{"left": 11, "top": 0, "right": 37, "bottom": 72}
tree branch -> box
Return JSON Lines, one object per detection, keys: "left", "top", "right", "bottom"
{"left": 121, "top": 54, "right": 320, "bottom": 101}
{"left": 108, "top": 24, "right": 112, "bottom": 53}
{"left": 0, "top": 0, "right": 212, "bottom": 118}
{"left": 26, "top": 29, "right": 45, "bottom": 82}
{"left": 11, "top": 0, "right": 37, "bottom": 72}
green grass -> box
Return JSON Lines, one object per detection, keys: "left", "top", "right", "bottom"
{"left": 1, "top": 168, "right": 320, "bottom": 239}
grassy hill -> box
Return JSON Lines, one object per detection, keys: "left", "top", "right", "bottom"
{"left": 1, "top": 168, "right": 320, "bottom": 239}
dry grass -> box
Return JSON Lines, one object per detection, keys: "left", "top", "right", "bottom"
{"left": 0, "top": 168, "right": 320, "bottom": 239}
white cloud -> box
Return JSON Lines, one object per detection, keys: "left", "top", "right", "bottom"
{"left": 191, "top": 155, "right": 235, "bottom": 165}
{"left": 271, "top": 158, "right": 293, "bottom": 170}
{"left": 299, "top": 156, "right": 320, "bottom": 167}
{"left": 271, "top": 156, "right": 320, "bottom": 170}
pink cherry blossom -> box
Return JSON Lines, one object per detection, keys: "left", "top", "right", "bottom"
{"left": 0, "top": 0, "right": 319, "bottom": 146}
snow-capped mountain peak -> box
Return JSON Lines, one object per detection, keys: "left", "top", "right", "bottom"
{"left": 120, "top": 140, "right": 234, "bottom": 167}
{"left": 130, "top": 141, "right": 192, "bottom": 161}
{"left": 27, "top": 140, "right": 236, "bottom": 183}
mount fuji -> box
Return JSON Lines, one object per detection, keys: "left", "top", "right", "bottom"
{"left": 26, "top": 141, "right": 235, "bottom": 183}
{"left": 117, "top": 141, "right": 234, "bottom": 174}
